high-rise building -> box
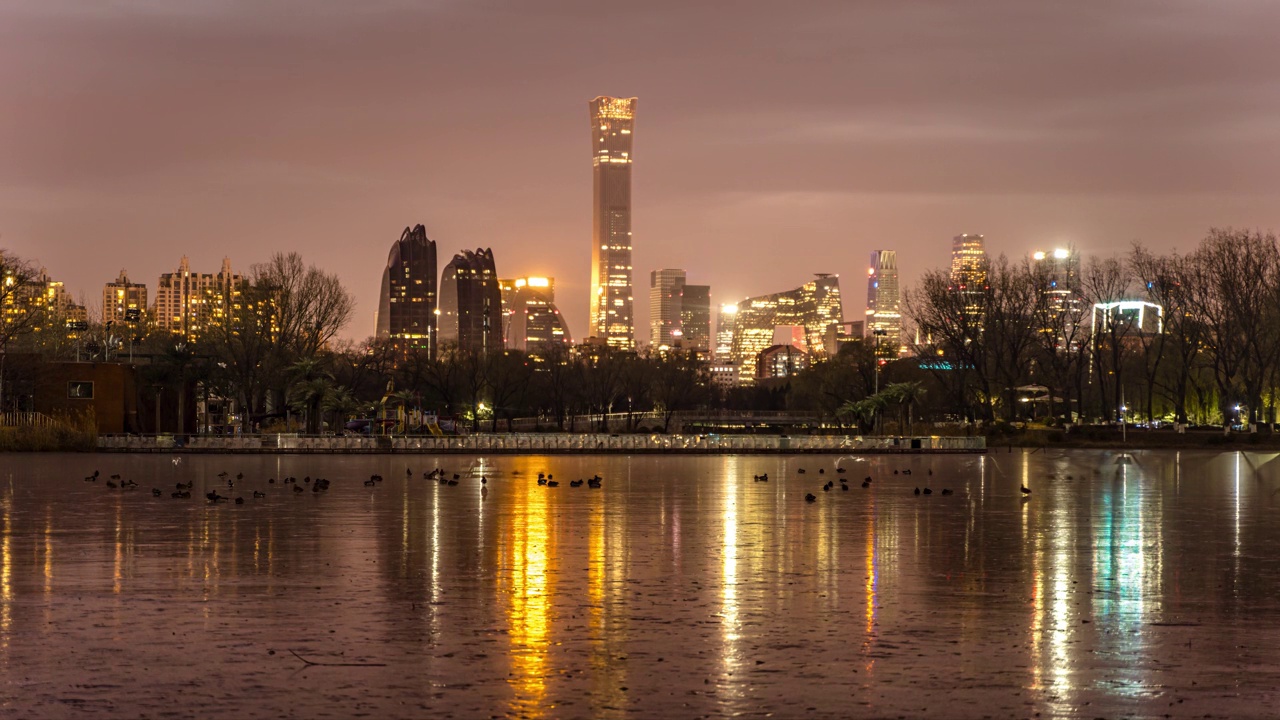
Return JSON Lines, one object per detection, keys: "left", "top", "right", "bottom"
{"left": 649, "top": 268, "right": 685, "bottom": 347}
{"left": 1032, "top": 247, "right": 1081, "bottom": 315}
{"left": 679, "top": 284, "right": 712, "bottom": 353}
{"left": 103, "top": 270, "right": 147, "bottom": 327}
{"left": 589, "top": 96, "right": 637, "bottom": 350}
{"left": 499, "top": 276, "right": 572, "bottom": 357}
{"left": 950, "top": 234, "right": 987, "bottom": 286}
{"left": 730, "top": 275, "right": 843, "bottom": 385}
{"left": 1, "top": 265, "right": 83, "bottom": 336}
{"left": 439, "top": 248, "right": 502, "bottom": 354}
{"left": 715, "top": 303, "right": 737, "bottom": 360}
{"left": 866, "top": 251, "right": 902, "bottom": 358}
{"left": 154, "top": 257, "right": 241, "bottom": 342}
{"left": 376, "top": 225, "right": 438, "bottom": 355}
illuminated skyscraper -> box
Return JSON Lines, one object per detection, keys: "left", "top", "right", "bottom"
{"left": 649, "top": 268, "right": 685, "bottom": 347}
{"left": 589, "top": 96, "right": 636, "bottom": 350}
{"left": 730, "top": 275, "right": 843, "bottom": 385}
{"left": 155, "top": 257, "right": 241, "bottom": 342}
{"left": 950, "top": 234, "right": 987, "bottom": 287}
{"left": 499, "top": 276, "right": 572, "bottom": 358}
{"left": 102, "top": 270, "right": 147, "bottom": 327}
{"left": 715, "top": 303, "right": 737, "bottom": 360}
{"left": 679, "top": 284, "right": 712, "bottom": 353}
{"left": 950, "top": 234, "right": 987, "bottom": 321}
{"left": 1032, "top": 246, "right": 1081, "bottom": 315}
{"left": 439, "top": 248, "right": 502, "bottom": 354}
{"left": 376, "top": 225, "right": 437, "bottom": 356}
{"left": 866, "top": 251, "right": 902, "bottom": 358}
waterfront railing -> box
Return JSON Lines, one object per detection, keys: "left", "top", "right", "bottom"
{"left": 96, "top": 433, "right": 985, "bottom": 453}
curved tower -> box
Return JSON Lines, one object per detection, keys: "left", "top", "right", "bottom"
{"left": 376, "top": 224, "right": 437, "bottom": 356}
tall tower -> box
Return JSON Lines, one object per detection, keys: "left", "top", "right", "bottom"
{"left": 589, "top": 96, "right": 637, "bottom": 350}
{"left": 866, "top": 250, "right": 902, "bottom": 358}
{"left": 376, "top": 225, "right": 437, "bottom": 356}
{"left": 950, "top": 234, "right": 987, "bottom": 287}
{"left": 438, "top": 248, "right": 502, "bottom": 355}
{"left": 649, "top": 268, "right": 685, "bottom": 347}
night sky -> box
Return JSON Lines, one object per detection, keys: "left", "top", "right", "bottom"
{"left": 3, "top": 0, "right": 1278, "bottom": 341}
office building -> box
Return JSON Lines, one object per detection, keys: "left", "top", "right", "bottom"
{"left": 439, "top": 248, "right": 502, "bottom": 354}
{"left": 1032, "top": 247, "right": 1081, "bottom": 315}
{"left": 588, "top": 96, "right": 637, "bottom": 350}
{"left": 715, "top": 303, "right": 737, "bottom": 360}
{"left": 730, "top": 274, "right": 843, "bottom": 385}
{"left": 950, "top": 234, "right": 987, "bottom": 287}
{"left": 499, "top": 276, "right": 572, "bottom": 357}
{"left": 649, "top": 268, "right": 685, "bottom": 347}
{"left": 103, "top": 270, "right": 147, "bottom": 327}
{"left": 866, "top": 251, "right": 902, "bottom": 358}
{"left": 679, "top": 284, "right": 712, "bottom": 353}
{"left": 376, "top": 224, "right": 438, "bottom": 355}
{"left": 154, "top": 257, "right": 241, "bottom": 342}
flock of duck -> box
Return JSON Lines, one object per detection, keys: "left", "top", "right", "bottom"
{"left": 81, "top": 463, "right": 1033, "bottom": 505}
{"left": 83, "top": 468, "right": 333, "bottom": 504}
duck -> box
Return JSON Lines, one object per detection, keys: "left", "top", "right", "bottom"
{"left": 922, "top": 488, "right": 932, "bottom": 495}
{"left": 805, "top": 493, "right": 817, "bottom": 502}
{"left": 570, "top": 480, "right": 584, "bottom": 487}
{"left": 480, "top": 476, "right": 487, "bottom": 485}
{"left": 85, "top": 470, "right": 100, "bottom": 482}
{"left": 914, "top": 487, "right": 921, "bottom": 495}
{"left": 537, "top": 478, "right": 548, "bottom": 486}
{"left": 407, "top": 468, "right": 413, "bottom": 476}
{"left": 151, "top": 488, "right": 162, "bottom": 497}
{"left": 106, "top": 481, "right": 118, "bottom": 489}
{"left": 862, "top": 481, "right": 871, "bottom": 489}
{"left": 371, "top": 474, "right": 382, "bottom": 482}
{"left": 217, "top": 471, "right": 229, "bottom": 478}
{"left": 292, "top": 485, "right": 304, "bottom": 493}
{"left": 234, "top": 497, "right": 244, "bottom": 505}
{"left": 121, "top": 479, "right": 137, "bottom": 488}
{"left": 819, "top": 468, "right": 825, "bottom": 474}
{"left": 587, "top": 479, "right": 602, "bottom": 489}
{"left": 836, "top": 467, "right": 847, "bottom": 474}
{"left": 823, "top": 483, "right": 831, "bottom": 492}
{"left": 439, "top": 477, "right": 449, "bottom": 485}
{"left": 797, "top": 468, "right": 806, "bottom": 474}
{"left": 236, "top": 472, "right": 243, "bottom": 480}
{"left": 446, "top": 480, "right": 458, "bottom": 486}
{"left": 927, "top": 468, "right": 933, "bottom": 476}
{"left": 171, "top": 490, "right": 190, "bottom": 499}
{"left": 253, "top": 490, "right": 266, "bottom": 498}
{"left": 546, "top": 480, "right": 559, "bottom": 488}
{"left": 268, "top": 477, "right": 276, "bottom": 484}
{"left": 109, "top": 474, "right": 121, "bottom": 480}
{"left": 364, "top": 479, "right": 376, "bottom": 486}
{"left": 206, "top": 490, "right": 225, "bottom": 502}
{"left": 941, "top": 489, "right": 954, "bottom": 496}
{"left": 1020, "top": 485, "right": 1032, "bottom": 495}
{"left": 841, "top": 483, "right": 849, "bottom": 491}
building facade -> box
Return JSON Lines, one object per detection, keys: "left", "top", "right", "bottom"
{"left": 500, "top": 276, "right": 572, "bottom": 357}
{"left": 1032, "top": 247, "right": 1081, "bottom": 315}
{"left": 376, "top": 224, "right": 438, "bottom": 355}
{"left": 589, "top": 96, "right": 637, "bottom": 350}
{"left": 730, "top": 274, "right": 843, "bottom": 385}
{"left": 866, "top": 251, "right": 902, "bottom": 358}
{"left": 439, "top": 248, "right": 502, "bottom": 354}
{"left": 154, "top": 257, "right": 241, "bottom": 342}
{"left": 649, "top": 268, "right": 685, "bottom": 347}
{"left": 679, "top": 284, "right": 712, "bottom": 353}
{"left": 103, "top": 270, "right": 148, "bottom": 327}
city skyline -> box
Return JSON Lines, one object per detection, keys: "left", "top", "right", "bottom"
{"left": 3, "top": 2, "right": 1279, "bottom": 343}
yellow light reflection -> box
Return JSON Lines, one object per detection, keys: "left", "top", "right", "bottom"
{"left": 506, "top": 478, "right": 551, "bottom": 716}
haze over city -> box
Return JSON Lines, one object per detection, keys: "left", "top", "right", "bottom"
{"left": 3, "top": 0, "right": 1279, "bottom": 341}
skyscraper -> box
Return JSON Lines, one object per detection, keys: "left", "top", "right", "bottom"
{"left": 155, "top": 257, "right": 241, "bottom": 342}
{"left": 866, "top": 251, "right": 902, "bottom": 358}
{"left": 730, "top": 275, "right": 843, "bottom": 385}
{"left": 649, "top": 268, "right": 685, "bottom": 347}
{"left": 439, "top": 248, "right": 502, "bottom": 354}
{"left": 679, "top": 284, "right": 712, "bottom": 353}
{"left": 589, "top": 96, "right": 637, "bottom": 350}
{"left": 950, "top": 234, "right": 987, "bottom": 287}
{"left": 102, "top": 270, "right": 147, "bottom": 327}
{"left": 499, "top": 276, "right": 572, "bottom": 358}
{"left": 1032, "top": 247, "right": 1082, "bottom": 316}
{"left": 376, "top": 224, "right": 437, "bottom": 356}
{"left": 950, "top": 234, "right": 987, "bottom": 321}
{"left": 715, "top": 303, "right": 737, "bottom": 360}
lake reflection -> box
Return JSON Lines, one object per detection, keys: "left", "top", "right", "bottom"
{"left": 1, "top": 450, "right": 1280, "bottom": 718}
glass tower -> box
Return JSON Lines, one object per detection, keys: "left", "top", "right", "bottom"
{"left": 589, "top": 96, "right": 637, "bottom": 350}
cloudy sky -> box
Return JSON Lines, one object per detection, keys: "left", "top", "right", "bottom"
{"left": 3, "top": 0, "right": 1278, "bottom": 341}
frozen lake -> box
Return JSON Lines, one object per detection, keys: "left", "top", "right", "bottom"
{"left": 0, "top": 450, "right": 1278, "bottom": 718}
